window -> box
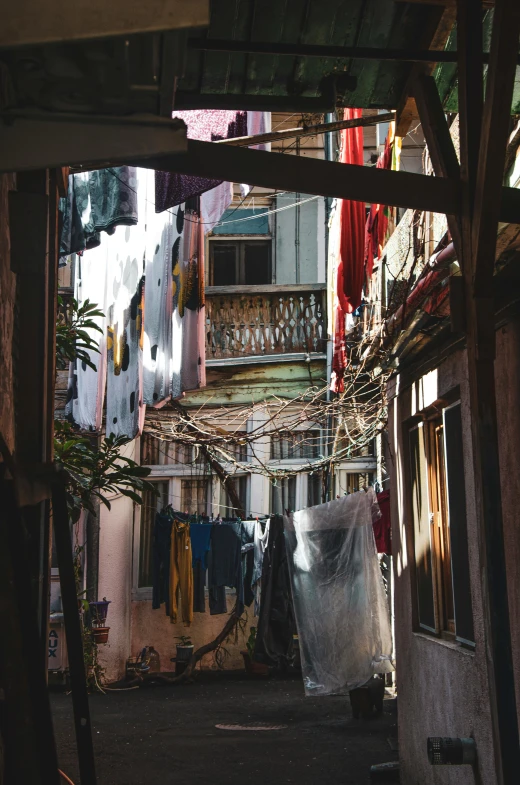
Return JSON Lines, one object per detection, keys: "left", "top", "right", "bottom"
{"left": 408, "top": 402, "right": 474, "bottom": 645}
{"left": 181, "top": 479, "right": 210, "bottom": 516}
{"left": 138, "top": 480, "right": 169, "bottom": 588}
{"left": 307, "top": 472, "right": 323, "bottom": 508}
{"left": 210, "top": 240, "right": 271, "bottom": 286}
{"left": 271, "top": 476, "right": 296, "bottom": 515}
{"left": 342, "top": 472, "right": 374, "bottom": 494}
{"left": 219, "top": 475, "right": 249, "bottom": 518}
{"left": 271, "top": 430, "right": 320, "bottom": 460}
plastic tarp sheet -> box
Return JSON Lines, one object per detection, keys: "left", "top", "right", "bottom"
{"left": 284, "top": 489, "right": 393, "bottom": 696}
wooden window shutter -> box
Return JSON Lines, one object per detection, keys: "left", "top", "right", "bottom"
{"left": 443, "top": 402, "right": 475, "bottom": 645}
{"left": 409, "top": 423, "right": 437, "bottom": 632}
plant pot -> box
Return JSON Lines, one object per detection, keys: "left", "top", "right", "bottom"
{"left": 92, "top": 626, "right": 110, "bottom": 645}
{"left": 176, "top": 644, "right": 194, "bottom": 662}
{"left": 89, "top": 600, "right": 111, "bottom": 625}
{"left": 241, "top": 651, "right": 269, "bottom": 677}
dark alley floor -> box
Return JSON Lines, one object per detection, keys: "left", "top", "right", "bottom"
{"left": 52, "top": 671, "right": 398, "bottom": 785}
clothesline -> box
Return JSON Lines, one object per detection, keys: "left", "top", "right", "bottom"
{"left": 104, "top": 167, "right": 320, "bottom": 229}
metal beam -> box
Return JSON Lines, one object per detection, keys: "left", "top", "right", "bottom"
{"left": 0, "top": 112, "right": 187, "bottom": 173}
{"left": 0, "top": 1, "right": 209, "bottom": 48}
{"left": 217, "top": 112, "right": 396, "bottom": 148}
{"left": 144, "top": 139, "right": 461, "bottom": 215}
{"left": 187, "top": 37, "right": 507, "bottom": 64}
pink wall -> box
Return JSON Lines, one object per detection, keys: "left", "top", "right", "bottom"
{"left": 131, "top": 596, "right": 249, "bottom": 673}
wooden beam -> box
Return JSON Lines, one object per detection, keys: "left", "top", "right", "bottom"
{"left": 173, "top": 91, "right": 340, "bottom": 113}
{"left": 458, "top": 1, "right": 520, "bottom": 783}
{"left": 217, "top": 112, "right": 396, "bottom": 148}
{"left": 413, "top": 73, "right": 462, "bottom": 253}
{"left": 145, "top": 139, "right": 461, "bottom": 215}
{"left": 396, "top": 5, "right": 457, "bottom": 136}
{"left": 0, "top": 112, "right": 187, "bottom": 173}
{"left": 187, "top": 37, "right": 504, "bottom": 64}
{"left": 0, "top": 1, "right": 209, "bottom": 48}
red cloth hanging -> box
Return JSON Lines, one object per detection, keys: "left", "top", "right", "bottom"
{"left": 331, "top": 110, "right": 365, "bottom": 394}
{"left": 337, "top": 109, "right": 366, "bottom": 314}
{"left": 374, "top": 490, "right": 392, "bottom": 554}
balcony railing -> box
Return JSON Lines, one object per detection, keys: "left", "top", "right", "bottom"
{"left": 205, "top": 284, "right": 326, "bottom": 360}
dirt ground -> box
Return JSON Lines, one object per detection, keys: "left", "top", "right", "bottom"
{"left": 52, "top": 671, "right": 398, "bottom": 785}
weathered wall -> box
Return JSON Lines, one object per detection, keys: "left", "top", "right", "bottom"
{"left": 388, "top": 349, "right": 498, "bottom": 785}
{"left": 495, "top": 317, "right": 520, "bottom": 722}
{"left": 275, "top": 194, "right": 325, "bottom": 284}
{"left": 0, "top": 173, "right": 16, "bottom": 452}
{"left": 97, "top": 441, "right": 137, "bottom": 683}
{"left": 131, "top": 595, "right": 249, "bottom": 674}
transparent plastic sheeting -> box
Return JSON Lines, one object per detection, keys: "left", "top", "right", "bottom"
{"left": 284, "top": 489, "right": 394, "bottom": 696}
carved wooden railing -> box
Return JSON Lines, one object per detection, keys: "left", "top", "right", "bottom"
{"left": 205, "top": 284, "right": 326, "bottom": 360}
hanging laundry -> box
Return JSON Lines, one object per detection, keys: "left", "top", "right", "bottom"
{"left": 142, "top": 176, "right": 176, "bottom": 406}
{"left": 241, "top": 521, "right": 256, "bottom": 609}
{"left": 200, "top": 181, "right": 233, "bottom": 234}
{"left": 284, "top": 489, "right": 393, "bottom": 696}
{"left": 152, "top": 512, "right": 173, "bottom": 615}
{"left": 253, "top": 516, "right": 295, "bottom": 667}
{"left": 59, "top": 167, "right": 138, "bottom": 258}
{"left": 105, "top": 168, "right": 148, "bottom": 440}
{"left": 252, "top": 518, "right": 270, "bottom": 616}
{"left": 240, "top": 111, "right": 272, "bottom": 197}
{"left": 337, "top": 109, "right": 366, "bottom": 315}
{"left": 155, "top": 110, "right": 247, "bottom": 213}
{"left": 65, "top": 243, "right": 109, "bottom": 431}
{"left": 207, "top": 523, "right": 243, "bottom": 616}
{"left": 374, "top": 490, "right": 392, "bottom": 554}
{"left": 169, "top": 517, "right": 194, "bottom": 626}
{"left": 190, "top": 523, "right": 213, "bottom": 614}
{"left": 172, "top": 205, "right": 205, "bottom": 397}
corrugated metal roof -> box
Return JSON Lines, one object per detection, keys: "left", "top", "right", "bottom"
{"left": 175, "top": 0, "right": 446, "bottom": 111}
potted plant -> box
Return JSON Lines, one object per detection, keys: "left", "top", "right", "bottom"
{"left": 90, "top": 597, "right": 111, "bottom": 645}
{"left": 241, "top": 627, "right": 269, "bottom": 677}
{"left": 174, "top": 635, "right": 194, "bottom": 675}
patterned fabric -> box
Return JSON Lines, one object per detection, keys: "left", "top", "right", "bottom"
{"left": 154, "top": 110, "right": 247, "bottom": 213}
{"left": 59, "top": 166, "right": 138, "bottom": 257}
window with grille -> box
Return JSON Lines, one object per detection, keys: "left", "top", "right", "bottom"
{"left": 408, "top": 402, "right": 474, "bottom": 645}
{"left": 307, "top": 472, "right": 323, "bottom": 508}
{"left": 219, "top": 475, "right": 249, "bottom": 518}
{"left": 181, "top": 479, "right": 210, "bottom": 516}
{"left": 271, "top": 430, "right": 320, "bottom": 460}
{"left": 138, "top": 480, "right": 169, "bottom": 588}
{"left": 270, "top": 477, "right": 296, "bottom": 515}
{"left": 210, "top": 240, "right": 271, "bottom": 286}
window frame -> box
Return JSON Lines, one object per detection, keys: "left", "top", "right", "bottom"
{"left": 209, "top": 238, "right": 272, "bottom": 286}
{"left": 406, "top": 398, "right": 474, "bottom": 648}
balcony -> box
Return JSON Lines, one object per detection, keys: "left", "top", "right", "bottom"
{"left": 205, "top": 284, "right": 326, "bottom": 363}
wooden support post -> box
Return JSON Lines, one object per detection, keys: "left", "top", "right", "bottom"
{"left": 0, "top": 477, "right": 60, "bottom": 785}
{"left": 458, "top": 2, "right": 520, "bottom": 783}
{"left": 413, "top": 73, "right": 462, "bottom": 254}
{"left": 52, "top": 476, "right": 97, "bottom": 785}
{"left": 9, "top": 171, "right": 53, "bottom": 662}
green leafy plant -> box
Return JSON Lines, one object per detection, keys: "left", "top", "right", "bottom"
{"left": 54, "top": 420, "right": 157, "bottom": 523}
{"left": 56, "top": 296, "right": 104, "bottom": 371}
{"left": 176, "top": 635, "right": 193, "bottom": 647}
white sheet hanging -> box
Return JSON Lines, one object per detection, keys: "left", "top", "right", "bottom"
{"left": 284, "top": 488, "right": 393, "bottom": 696}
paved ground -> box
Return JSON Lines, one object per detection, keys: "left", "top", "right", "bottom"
{"left": 52, "top": 671, "right": 398, "bottom": 785}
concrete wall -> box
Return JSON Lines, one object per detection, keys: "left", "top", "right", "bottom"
{"left": 388, "top": 329, "right": 520, "bottom": 784}
{"left": 275, "top": 194, "right": 325, "bottom": 284}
